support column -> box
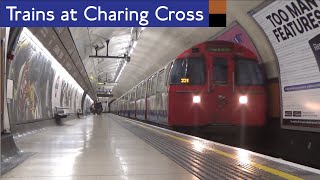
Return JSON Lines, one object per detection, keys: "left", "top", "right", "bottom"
{"left": 2, "top": 28, "right": 11, "bottom": 133}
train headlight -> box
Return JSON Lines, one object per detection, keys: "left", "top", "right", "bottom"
{"left": 239, "top": 95, "right": 248, "bottom": 104}
{"left": 193, "top": 96, "right": 201, "bottom": 103}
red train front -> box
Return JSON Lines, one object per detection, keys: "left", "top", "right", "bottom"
{"left": 111, "top": 40, "right": 266, "bottom": 128}
{"left": 167, "top": 41, "right": 266, "bottom": 127}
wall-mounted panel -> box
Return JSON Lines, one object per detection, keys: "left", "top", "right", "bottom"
{"left": 251, "top": 0, "right": 320, "bottom": 132}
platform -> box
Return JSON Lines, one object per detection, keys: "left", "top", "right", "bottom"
{"left": 2, "top": 115, "right": 198, "bottom": 180}
{"left": 2, "top": 114, "right": 320, "bottom": 180}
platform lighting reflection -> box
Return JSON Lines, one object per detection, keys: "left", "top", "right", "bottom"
{"left": 237, "top": 149, "right": 251, "bottom": 166}
{"left": 52, "top": 151, "right": 81, "bottom": 176}
{"left": 116, "top": 150, "right": 129, "bottom": 179}
{"left": 192, "top": 140, "right": 205, "bottom": 153}
{"left": 304, "top": 102, "right": 320, "bottom": 111}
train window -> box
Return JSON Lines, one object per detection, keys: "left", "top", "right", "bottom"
{"left": 213, "top": 57, "right": 228, "bottom": 85}
{"left": 151, "top": 75, "right": 157, "bottom": 95}
{"left": 235, "top": 58, "right": 264, "bottom": 85}
{"left": 165, "top": 62, "right": 173, "bottom": 85}
{"left": 137, "top": 84, "right": 141, "bottom": 99}
{"left": 147, "top": 78, "right": 152, "bottom": 97}
{"left": 141, "top": 82, "right": 146, "bottom": 98}
{"left": 157, "top": 69, "right": 166, "bottom": 93}
{"left": 169, "top": 58, "right": 205, "bottom": 85}
{"left": 131, "top": 89, "right": 135, "bottom": 101}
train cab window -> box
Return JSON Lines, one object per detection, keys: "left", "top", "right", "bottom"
{"left": 213, "top": 57, "right": 228, "bottom": 85}
{"left": 235, "top": 58, "right": 264, "bottom": 85}
{"left": 170, "top": 58, "right": 205, "bottom": 85}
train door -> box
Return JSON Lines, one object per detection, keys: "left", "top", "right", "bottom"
{"left": 136, "top": 83, "right": 142, "bottom": 119}
{"left": 149, "top": 74, "right": 157, "bottom": 122}
{"left": 121, "top": 97, "right": 124, "bottom": 116}
{"left": 156, "top": 69, "right": 167, "bottom": 125}
{"left": 128, "top": 91, "right": 131, "bottom": 117}
{"left": 146, "top": 77, "right": 152, "bottom": 120}
{"left": 130, "top": 89, "right": 136, "bottom": 118}
{"left": 125, "top": 94, "right": 129, "bottom": 117}
{"left": 209, "top": 55, "right": 235, "bottom": 124}
{"left": 142, "top": 81, "right": 147, "bottom": 120}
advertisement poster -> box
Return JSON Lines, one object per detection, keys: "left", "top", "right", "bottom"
{"left": 211, "top": 22, "right": 261, "bottom": 62}
{"left": 252, "top": 0, "right": 320, "bottom": 132}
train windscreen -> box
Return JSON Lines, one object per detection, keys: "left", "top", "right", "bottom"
{"left": 235, "top": 58, "right": 264, "bottom": 85}
{"left": 170, "top": 58, "right": 205, "bottom": 85}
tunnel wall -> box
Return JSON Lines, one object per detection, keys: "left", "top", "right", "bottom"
{"left": 7, "top": 29, "right": 92, "bottom": 127}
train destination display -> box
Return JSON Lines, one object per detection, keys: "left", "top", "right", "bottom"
{"left": 252, "top": 0, "right": 320, "bottom": 132}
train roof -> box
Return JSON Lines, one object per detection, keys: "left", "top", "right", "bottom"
{"left": 177, "top": 40, "right": 257, "bottom": 59}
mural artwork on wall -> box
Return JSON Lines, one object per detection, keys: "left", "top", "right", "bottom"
{"left": 7, "top": 28, "right": 90, "bottom": 125}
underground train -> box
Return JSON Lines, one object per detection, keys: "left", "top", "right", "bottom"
{"left": 110, "top": 40, "right": 266, "bottom": 127}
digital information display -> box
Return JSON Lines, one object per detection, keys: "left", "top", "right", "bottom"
{"left": 252, "top": 0, "right": 320, "bottom": 132}
{"left": 180, "top": 78, "right": 190, "bottom": 84}
{"left": 206, "top": 47, "right": 232, "bottom": 52}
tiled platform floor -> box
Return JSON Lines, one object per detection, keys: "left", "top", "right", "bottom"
{"left": 2, "top": 115, "right": 198, "bottom": 180}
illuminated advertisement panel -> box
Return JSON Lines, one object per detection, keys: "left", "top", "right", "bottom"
{"left": 251, "top": 0, "right": 320, "bottom": 132}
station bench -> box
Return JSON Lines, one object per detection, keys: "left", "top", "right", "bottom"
{"left": 54, "top": 107, "right": 69, "bottom": 125}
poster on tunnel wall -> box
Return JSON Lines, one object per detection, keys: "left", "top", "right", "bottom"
{"left": 8, "top": 32, "right": 55, "bottom": 124}
{"left": 51, "top": 74, "right": 61, "bottom": 109}
{"left": 51, "top": 73, "right": 84, "bottom": 114}
{"left": 210, "top": 22, "right": 262, "bottom": 63}
{"left": 8, "top": 29, "right": 85, "bottom": 125}
{"left": 252, "top": 0, "right": 320, "bottom": 132}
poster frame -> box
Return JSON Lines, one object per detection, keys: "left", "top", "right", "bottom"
{"left": 248, "top": 0, "right": 320, "bottom": 132}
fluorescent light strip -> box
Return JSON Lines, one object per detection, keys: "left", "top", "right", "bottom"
{"left": 115, "top": 61, "right": 127, "bottom": 83}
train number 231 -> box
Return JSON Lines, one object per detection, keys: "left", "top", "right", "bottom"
{"left": 181, "top": 78, "right": 189, "bottom": 84}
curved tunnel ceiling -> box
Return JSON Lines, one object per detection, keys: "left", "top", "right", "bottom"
{"left": 70, "top": 0, "right": 277, "bottom": 99}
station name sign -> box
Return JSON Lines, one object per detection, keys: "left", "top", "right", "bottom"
{"left": 0, "top": 0, "right": 226, "bottom": 27}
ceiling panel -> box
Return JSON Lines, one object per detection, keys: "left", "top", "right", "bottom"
{"left": 68, "top": 0, "right": 275, "bottom": 99}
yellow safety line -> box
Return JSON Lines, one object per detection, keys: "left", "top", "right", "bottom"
{"left": 121, "top": 117, "right": 303, "bottom": 180}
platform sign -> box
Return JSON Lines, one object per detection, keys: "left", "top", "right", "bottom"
{"left": 251, "top": 0, "right": 320, "bottom": 132}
